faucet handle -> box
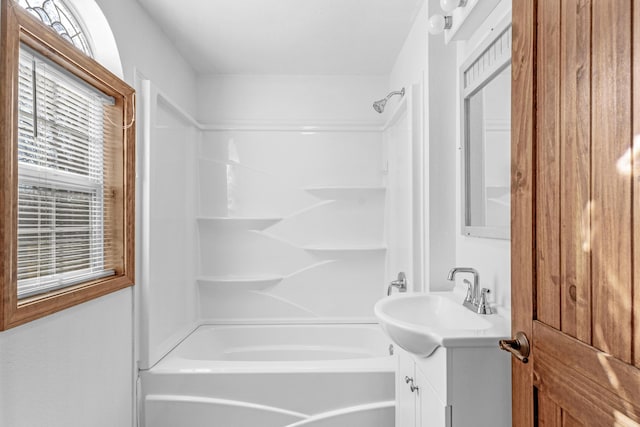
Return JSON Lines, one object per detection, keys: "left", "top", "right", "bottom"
{"left": 477, "top": 288, "right": 493, "bottom": 315}
{"left": 462, "top": 279, "right": 473, "bottom": 303}
{"left": 387, "top": 272, "right": 407, "bottom": 296}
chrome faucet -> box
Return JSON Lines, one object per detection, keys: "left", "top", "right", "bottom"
{"left": 447, "top": 267, "right": 492, "bottom": 314}
{"left": 447, "top": 267, "right": 479, "bottom": 303}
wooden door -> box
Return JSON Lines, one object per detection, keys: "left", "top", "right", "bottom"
{"left": 511, "top": 0, "right": 640, "bottom": 425}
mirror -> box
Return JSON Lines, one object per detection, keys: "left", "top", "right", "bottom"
{"left": 461, "top": 20, "right": 511, "bottom": 239}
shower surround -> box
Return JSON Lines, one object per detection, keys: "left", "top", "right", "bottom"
{"left": 197, "top": 128, "right": 387, "bottom": 322}
{"left": 192, "top": 75, "right": 392, "bottom": 325}
{"left": 137, "top": 75, "right": 410, "bottom": 426}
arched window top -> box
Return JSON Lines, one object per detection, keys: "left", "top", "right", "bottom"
{"left": 17, "top": 0, "right": 92, "bottom": 56}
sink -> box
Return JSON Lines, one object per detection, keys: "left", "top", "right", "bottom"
{"left": 374, "top": 292, "right": 509, "bottom": 357}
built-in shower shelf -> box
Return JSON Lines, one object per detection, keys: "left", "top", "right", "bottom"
{"left": 303, "top": 245, "right": 387, "bottom": 256}
{"left": 196, "top": 217, "right": 283, "bottom": 231}
{"left": 304, "top": 186, "right": 386, "bottom": 200}
{"left": 197, "top": 275, "right": 284, "bottom": 289}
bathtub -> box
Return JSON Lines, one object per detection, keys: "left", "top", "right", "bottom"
{"left": 140, "top": 324, "right": 396, "bottom": 427}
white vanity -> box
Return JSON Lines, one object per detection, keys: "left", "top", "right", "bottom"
{"left": 375, "top": 291, "right": 512, "bottom": 427}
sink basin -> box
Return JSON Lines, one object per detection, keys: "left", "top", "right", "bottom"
{"left": 374, "top": 292, "right": 509, "bottom": 357}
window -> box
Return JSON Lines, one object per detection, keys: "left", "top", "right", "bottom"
{"left": 17, "top": 46, "right": 116, "bottom": 298}
{"left": 1, "top": 0, "right": 135, "bottom": 330}
{"left": 17, "top": 0, "right": 91, "bottom": 55}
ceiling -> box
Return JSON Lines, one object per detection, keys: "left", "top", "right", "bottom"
{"left": 136, "top": 0, "right": 424, "bottom": 75}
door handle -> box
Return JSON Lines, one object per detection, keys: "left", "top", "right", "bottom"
{"left": 499, "top": 331, "right": 530, "bottom": 363}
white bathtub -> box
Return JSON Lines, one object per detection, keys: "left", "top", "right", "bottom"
{"left": 140, "top": 324, "right": 396, "bottom": 427}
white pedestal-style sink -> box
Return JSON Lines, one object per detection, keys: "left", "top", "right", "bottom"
{"left": 374, "top": 292, "right": 510, "bottom": 357}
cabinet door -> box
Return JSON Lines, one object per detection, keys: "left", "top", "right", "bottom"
{"left": 416, "top": 367, "right": 450, "bottom": 427}
{"left": 396, "top": 349, "right": 417, "bottom": 426}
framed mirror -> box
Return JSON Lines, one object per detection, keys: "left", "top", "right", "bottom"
{"left": 460, "top": 17, "right": 511, "bottom": 239}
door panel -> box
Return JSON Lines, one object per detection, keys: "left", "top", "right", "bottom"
{"left": 536, "top": 0, "right": 634, "bottom": 358}
{"left": 512, "top": 0, "right": 640, "bottom": 425}
{"left": 534, "top": 322, "right": 640, "bottom": 413}
{"left": 535, "top": 0, "right": 561, "bottom": 331}
{"left": 534, "top": 322, "right": 640, "bottom": 425}
{"left": 590, "top": 0, "right": 633, "bottom": 364}
{"left": 537, "top": 391, "right": 585, "bottom": 427}
{"left": 558, "top": 0, "right": 591, "bottom": 343}
{"left": 537, "top": 393, "right": 561, "bottom": 427}
{"left": 562, "top": 412, "right": 583, "bottom": 427}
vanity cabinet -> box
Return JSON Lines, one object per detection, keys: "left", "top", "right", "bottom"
{"left": 396, "top": 349, "right": 418, "bottom": 426}
{"left": 395, "top": 345, "right": 510, "bottom": 427}
{"left": 396, "top": 348, "right": 450, "bottom": 427}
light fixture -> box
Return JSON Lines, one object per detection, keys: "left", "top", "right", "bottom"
{"left": 440, "top": 0, "right": 468, "bottom": 13}
{"left": 427, "top": 14, "right": 452, "bottom": 35}
{"left": 429, "top": 0, "right": 468, "bottom": 36}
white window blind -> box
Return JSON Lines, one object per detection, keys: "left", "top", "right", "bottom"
{"left": 17, "top": 44, "right": 116, "bottom": 299}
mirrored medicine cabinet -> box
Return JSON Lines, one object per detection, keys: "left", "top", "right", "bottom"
{"left": 460, "top": 16, "right": 511, "bottom": 240}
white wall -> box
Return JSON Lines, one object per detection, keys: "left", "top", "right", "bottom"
{"left": 427, "top": 0, "right": 458, "bottom": 291}
{"left": 0, "top": 2, "right": 198, "bottom": 426}
{"left": 387, "top": 0, "right": 458, "bottom": 293}
{"left": 387, "top": 0, "right": 429, "bottom": 292}
{"left": 455, "top": 1, "right": 512, "bottom": 310}
{"left": 389, "top": 1, "right": 427, "bottom": 90}
{"left": 0, "top": 290, "right": 133, "bottom": 427}
{"left": 97, "top": 0, "right": 198, "bottom": 116}
{"left": 388, "top": 0, "right": 510, "bottom": 306}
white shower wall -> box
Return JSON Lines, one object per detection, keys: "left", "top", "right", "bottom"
{"left": 137, "top": 80, "right": 199, "bottom": 368}
{"left": 195, "top": 75, "right": 394, "bottom": 323}
{"left": 197, "top": 75, "right": 389, "bottom": 124}
{"left": 383, "top": 93, "right": 416, "bottom": 291}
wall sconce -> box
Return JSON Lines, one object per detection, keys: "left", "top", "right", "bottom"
{"left": 428, "top": 14, "right": 452, "bottom": 34}
{"left": 428, "top": 0, "right": 468, "bottom": 35}
{"left": 440, "top": 0, "right": 467, "bottom": 12}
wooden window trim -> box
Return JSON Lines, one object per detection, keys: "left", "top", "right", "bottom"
{"left": 0, "top": 0, "right": 135, "bottom": 330}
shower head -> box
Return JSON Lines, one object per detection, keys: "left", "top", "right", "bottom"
{"left": 373, "top": 99, "right": 387, "bottom": 113}
{"left": 372, "top": 87, "right": 405, "bottom": 113}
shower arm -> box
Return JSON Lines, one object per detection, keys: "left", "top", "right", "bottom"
{"left": 384, "top": 88, "right": 405, "bottom": 101}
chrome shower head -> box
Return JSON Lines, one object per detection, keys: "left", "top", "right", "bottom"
{"left": 372, "top": 99, "right": 387, "bottom": 113}
{"left": 372, "top": 88, "right": 405, "bottom": 113}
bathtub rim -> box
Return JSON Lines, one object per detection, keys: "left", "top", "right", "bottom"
{"left": 145, "top": 322, "right": 396, "bottom": 374}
